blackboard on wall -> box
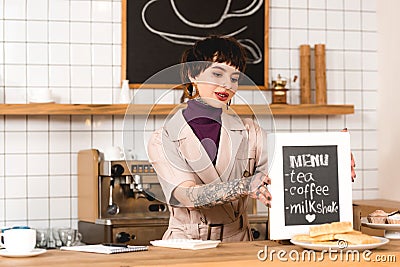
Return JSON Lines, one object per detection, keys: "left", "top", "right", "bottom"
{"left": 267, "top": 132, "right": 353, "bottom": 240}
{"left": 121, "top": 0, "right": 269, "bottom": 89}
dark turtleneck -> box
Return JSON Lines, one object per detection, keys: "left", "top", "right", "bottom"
{"left": 183, "top": 99, "right": 222, "bottom": 165}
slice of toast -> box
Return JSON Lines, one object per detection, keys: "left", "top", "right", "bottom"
{"left": 309, "top": 222, "right": 353, "bottom": 237}
{"left": 292, "top": 233, "right": 335, "bottom": 242}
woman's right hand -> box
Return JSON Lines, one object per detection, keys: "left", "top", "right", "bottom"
{"left": 248, "top": 172, "right": 272, "bottom": 207}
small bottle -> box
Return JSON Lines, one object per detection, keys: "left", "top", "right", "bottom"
{"left": 119, "top": 80, "right": 131, "bottom": 104}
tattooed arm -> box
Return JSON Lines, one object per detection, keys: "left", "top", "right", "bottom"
{"left": 173, "top": 172, "right": 271, "bottom": 209}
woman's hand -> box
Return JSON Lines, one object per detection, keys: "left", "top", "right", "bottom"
{"left": 342, "top": 128, "right": 357, "bottom": 182}
{"left": 248, "top": 172, "right": 272, "bottom": 207}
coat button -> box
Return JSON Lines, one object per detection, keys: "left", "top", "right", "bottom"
{"left": 200, "top": 217, "right": 207, "bottom": 224}
{"left": 243, "top": 171, "right": 250, "bottom": 177}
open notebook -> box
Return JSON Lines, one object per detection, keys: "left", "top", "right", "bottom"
{"left": 60, "top": 244, "right": 148, "bottom": 254}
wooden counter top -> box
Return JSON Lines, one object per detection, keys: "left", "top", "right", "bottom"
{"left": 1, "top": 240, "right": 399, "bottom": 267}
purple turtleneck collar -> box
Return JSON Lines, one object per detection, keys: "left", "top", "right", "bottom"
{"left": 183, "top": 99, "right": 222, "bottom": 165}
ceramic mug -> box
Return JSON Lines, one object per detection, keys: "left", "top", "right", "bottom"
{"left": 29, "top": 88, "right": 53, "bottom": 102}
{"left": 0, "top": 228, "right": 36, "bottom": 254}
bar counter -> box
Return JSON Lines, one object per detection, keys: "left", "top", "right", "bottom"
{"left": 1, "top": 240, "right": 399, "bottom": 267}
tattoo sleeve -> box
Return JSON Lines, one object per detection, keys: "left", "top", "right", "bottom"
{"left": 185, "top": 177, "right": 251, "bottom": 208}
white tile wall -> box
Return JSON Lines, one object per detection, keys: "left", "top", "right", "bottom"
{"left": 0, "top": 0, "right": 378, "bottom": 228}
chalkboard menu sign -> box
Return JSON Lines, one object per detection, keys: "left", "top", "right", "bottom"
{"left": 121, "top": 0, "right": 269, "bottom": 89}
{"left": 267, "top": 133, "right": 353, "bottom": 240}
{"left": 283, "top": 145, "right": 339, "bottom": 226}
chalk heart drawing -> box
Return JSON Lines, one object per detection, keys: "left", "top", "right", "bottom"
{"left": 305, "top": 214, "right": 316, "bottom": 223}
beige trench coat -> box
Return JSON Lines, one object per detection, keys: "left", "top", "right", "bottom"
{"left": 147, "top": 108, "right": 268, "bottom": 242}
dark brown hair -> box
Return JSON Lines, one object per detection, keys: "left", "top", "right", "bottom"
{"left": 180, "top": 35, "right": 247, "bottom": 102}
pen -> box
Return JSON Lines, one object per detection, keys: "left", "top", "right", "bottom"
{"left": 102, "top": 243, "right": 128, "bottom": 248}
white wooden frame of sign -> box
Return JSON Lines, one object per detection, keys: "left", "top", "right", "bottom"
{"left": 267, "top": 132, "right": 353, "bottom": 240}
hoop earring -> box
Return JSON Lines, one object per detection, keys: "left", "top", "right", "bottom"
{"left": 226, "top": 99, "right": 231, "bottom": 110}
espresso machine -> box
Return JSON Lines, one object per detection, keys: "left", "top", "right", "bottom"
{"left": 77, "top": 149, "right": 169, "bottom": 245}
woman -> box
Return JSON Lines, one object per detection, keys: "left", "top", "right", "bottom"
{"left": 147, "top": 36, "right": 271, "bottom": 242}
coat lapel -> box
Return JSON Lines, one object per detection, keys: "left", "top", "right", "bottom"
{"left": 215, "top": 112, "right": 245, "bottom": 181}
{"left": 165, "top": 109, "right": 221, "bottom": 185}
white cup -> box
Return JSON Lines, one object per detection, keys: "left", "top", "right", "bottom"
{"left": 104, "top": 146, "right": 124, "bottom": 161}
{"left": 29, "top": 88, "right": 53, "bottom": 102}
{"left": 0, "top": 229, "right": 36, "bottom": 254}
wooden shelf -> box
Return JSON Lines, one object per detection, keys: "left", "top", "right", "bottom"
{"left": 0, "top": 104, "right": 354, "bottom": 116}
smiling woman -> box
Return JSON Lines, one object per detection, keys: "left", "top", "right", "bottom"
{"left": 147, "top": 36, "right": 271, "bottom": 242}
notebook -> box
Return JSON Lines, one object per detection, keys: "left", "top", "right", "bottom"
{"left": 60, "top": 244, "right": 148, "bottom": 254}
{"left": 150, "top": 239, "right": 220, "bottom": 250}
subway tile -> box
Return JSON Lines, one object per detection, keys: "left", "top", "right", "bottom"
{"left": 92, "top": 45, "right": 113, "bottom": 65}
{"left": 290, "top": 115, "right": 309, "bottom": 130}
{"left": 5, "top": 199, "right": 27, "bottom": 221}
{"left": 27, "top": 115, "right": 48, "bottom": 131}
{"left": 326, "top": 0, "right": 343, "bottom": 10}
{"left": 71, "top": 132, "right": 92, "bottom": 152}
{"left": 27, "top": 0, "right": 47, "bottom": 20}
{"left": 309, "top": 116, "right": 327, "bottom": 130}
{"left": 92, "top": 132, "right": 113, "bottom": 152}
{"left": 270, "top": 29, "right": 290, "bottom": 48}
{"left": 27, "top": 154, "right": 49, "bottom": 175}
{"left": 134, "top": 131, "right": 147, "bottom": 160}
{"left": 92, "top": 115, "right": 113, "bottom": 131}
{"left": 70, "top": 22, "right": 91, "bottom": 43}
{"left": 71, "top": 44, "right": 92, "bottom": 65}
{"left": 352, "top": 150, "right": 363, "bottom": 170}
{"left": 112, "top": 1, "right": 122, "bottom": 22}
{"left": 308, "top": 10, "right": 326, "bottom": 29}
{"left": 349, "top": 130, "right": 362, "bottom": 150}
{"left": 113, "top": 115, "right": 125, "bottom": 132}
{"left": 0, "top": 177, "right": 4, "bottom": 197}
{"left": 344, "top": 0, "right": 361, "bottom": 11}
{"left": 290, "top": 9, "right": 308, "bottom": 28}
{"left": 27, "top": 176, "right": 49, "bottom": 198}
{"left": 352, "top": 170, "right": 363, "bottom": 190}
{"left": 92, "top": 66, "right": 113, "bottom": 87}
{"left": 309, "top": 30, "right": 326, "bottom": 45}
{"left": 5, "top": 154, "right": 26, "bottom": 176}
{"left": 362, "top": 32, "right": 377, "bottom": 51}
{"left": 50, "top": 87, "right": 70, "bottom": 104}
{"left": 270, "top": 49, "right": 290, "bottom": 69}
{"left": 326, "top": 30, "right": 344, "bottom": 49}
{"left": 344, "top": 51, "right": 362, "bottom": 70}
{"left": 49, "top": 154, "right": 71, "bottom": 175}
{"left": 27, "top": 66, "right": 49, "bottom": 87}
{"left": 4, "top": 0, "right": 26, "bottom": 19}
{"left": 70, "top": 154, "right": 78, "bottom": 176}
{"left": 27, "top": 198, "right": 49, "bottom": 220}
{"left": 4, "top": 43, "right": 26, "bottom": 64}
{"left": 363, "top": 131, "right": 377, "bottom": 150}
{"left": 326, "top": 11, "right": 344, "bottom": 30}
{"left": 362, "top": 111, "right": 377, "bottom": 130}
{"left": 49, "top": 66, "right": 70, "bottom": 87}
{"left": 5, "top": 132, "right": 26, "bottom": 154}
{"left": 27, "top": 131, "right": 48, "bottom": 153}
{"left": 27, "top": 21, "right": 47, "bottom": 42}
{"left": 50, "top": 116, "right": 71, "bottom": 131}
{"left": 326, "top": 70, "right": 344, "bottom": 90}
{"left": 70, "top": 66, "right": 92, "bottom": 87}
{"left": 70, "top": 0, "right": 91, "bottom": 22}
{"left": 327, "top": 90, "right": 344, "bottom": 104}
{"left": 112, "top": 23, "right": 121, "bottom": 45}
{"left": 363, "top": 91, "right": 378, "bottom": 110}
{"left": 112, "top": 45, "right": 121, "bottom": 66}
{"left": 270, "top": 7, "right": 289, "bottom": 28}
{"left": 363, "top": 150, "right": 378, "bottom": 169}
{"left": 27, "top": 43, "right": 49, "bottom": 65}
{"left": 290, "top": 50, "right": 300, "bottom": 69}
{"left": 50, "top": 132, "right": 71, "bottom": 153}
{"left": 326, "top": 51, "right": 344, "bottom": 70}
{"left": 5, "top": 177, "right": 26, "bottom": 198}
{"left": 362, "top": 12, "right": 377, "bottom": 31}
{"left": 92, "top": 88, "right": 113, "bottom": 104}
{"left": 309, "top": 0, "right": 325, "bottom": 9}
{"left": 290, "top": 0, "right": 307, "bottom": 9}
{"left": 71, "top": 116, "right": 92, "bottom": 131}
{"left": 5, "top": 116, "right": 26, "bottom": 131}
{"left": 344, "top": 11, "right": 361, "bottom": 30}
{"left": 327, "top": 115, "right": 345, "bottom": 130}
{"left": 49, "top": 44, "right": 70, "bottom": 65}
{"left": 270, "top": 0, "right": 289, "bottom": 8}
{"left": 50, "top": 176, "right": 71, "bottom": 197}
{"left": 344, "top": 31, "right": 361, "bottom": 50}
{"left": 49, "top": 0, "right": 70, "bottom": 21}
{"left": 92, "top": 1, "right": 112, "bottom": 22}
{"left": 345, "top": 71, "right": 362, "bottom": 90}
{"left": 362, "top": 71, "right": 378, "bottom": 90}
{"left": 362, "top": 51, "right": 378, "bottom": 71}
{"left": 362, "top": 0, "right": 376, "bottom": 11}
{"left": 92, "top": 23, "right": 113, "bottom": 44}
{"left": 345, "top": 112, "right": 362, "bottom": 130}
{"left": 71, "top": 176, "right": 78, "bottom": 197}
{"left": 71, "top": 88, "right": 91, "bottom": 104}
{"left": 49, "top": 21, "right": 70, "bottom": 43}
{"left": 49, "top": 198, "right": 70, "bottom": 219}
{"left": 363, "top": 170, "right": 378, "bottom": 189}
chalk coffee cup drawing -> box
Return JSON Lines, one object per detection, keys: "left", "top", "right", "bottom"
{"left": 29, "top": 88, "right": 54, "bottom": 103}
{"left": 103, "top": 146, "right": 125, "bottom": 161}
{"left": 0, "top": 228, "right": 36, "bottom": 254}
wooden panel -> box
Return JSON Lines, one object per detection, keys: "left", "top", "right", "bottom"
{"left": 0, "top": 104, "right": 354, "bottom": 115}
